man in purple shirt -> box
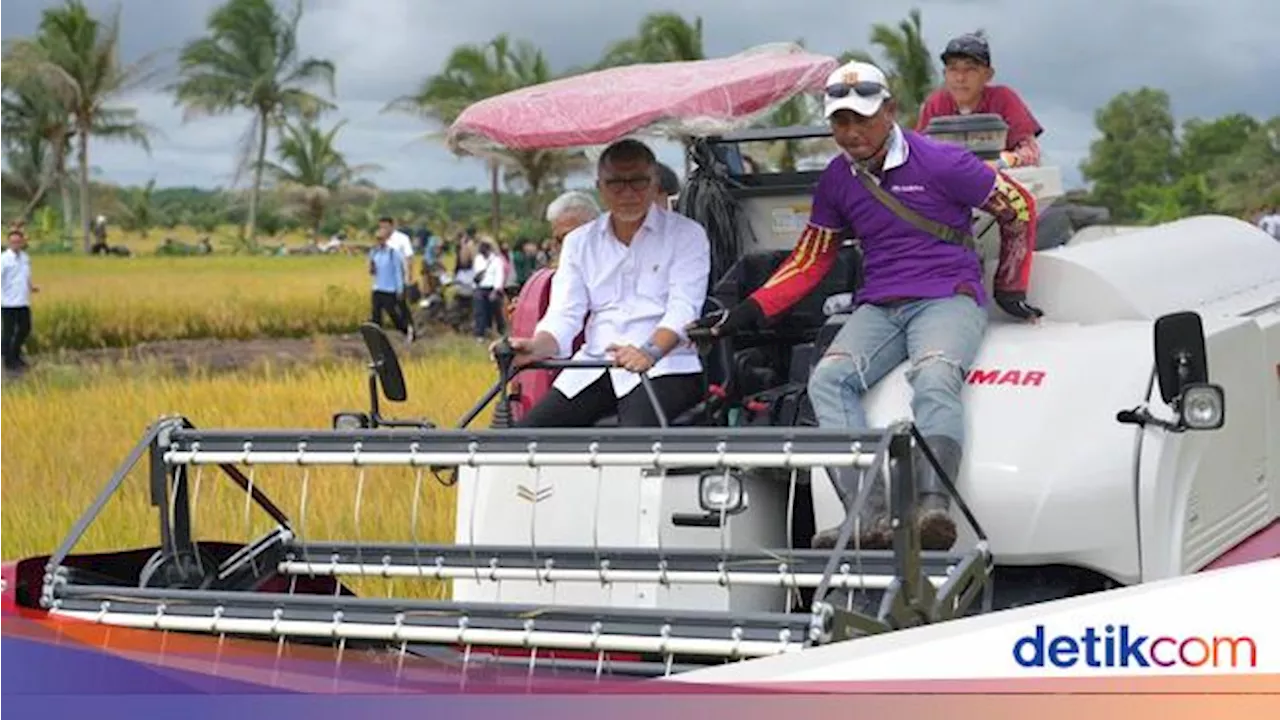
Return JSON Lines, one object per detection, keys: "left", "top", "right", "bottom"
{"left": 690, "top": 61, "right": 1043, "bottom": 552}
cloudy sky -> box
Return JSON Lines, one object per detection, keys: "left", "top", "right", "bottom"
{"left": 3, "top": 0, "right": 1277, "bottom": 193}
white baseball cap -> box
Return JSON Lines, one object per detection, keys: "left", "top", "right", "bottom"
{"left": 823, "top": 61, "right": 892, "bottom": 118}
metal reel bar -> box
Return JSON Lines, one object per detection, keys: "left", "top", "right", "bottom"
{"left": 48, "top": 585, "right": 810, "bottom": 660}
{"left": 276, "top": 542, "right": 963, "bottom": 591}
{"left": 161, "top": 427, "right": 887, "bottom": 471}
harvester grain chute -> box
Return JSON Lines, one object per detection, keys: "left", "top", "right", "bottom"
{"left": 4, "top": 44, "right": 1278, "bottom": 687}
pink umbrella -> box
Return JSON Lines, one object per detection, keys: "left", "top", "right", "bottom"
{"left": 445, "top": 43, "right": 839, "bottom": 155}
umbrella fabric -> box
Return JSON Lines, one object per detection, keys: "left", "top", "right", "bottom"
{"left": 445, "top": 43, "right": 839, "bottom": 155}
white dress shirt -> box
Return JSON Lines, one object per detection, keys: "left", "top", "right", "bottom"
{"left": 1, "top": 249, "right": 32, "bottom": 308}
{"left": 536, "top": 204, "right": 711, "bottom": 399}
{"left": 473, "top": 252, "right": 506, "bottom": 290}
{"left": 387, "top": 230, "right": 414, "bottom": 259}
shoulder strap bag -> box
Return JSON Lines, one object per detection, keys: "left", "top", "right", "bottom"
{"left": 849, "top": 162, "right": 976, "bottom": 251}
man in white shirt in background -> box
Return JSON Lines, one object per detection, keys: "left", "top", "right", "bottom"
{"left": 471, "top": 238, "right": 507, "bottom": 340}
{"left": 378, "top": 217, "right": 416, "bottom": 340}
{"left": 546, "top": 190, "right": 601, "bottom": 246}
{"left": 2, "top": 229, "right": 38, "bottom": 371}
{"left": 500, "top": 138, "right": 711, "bottom": 427}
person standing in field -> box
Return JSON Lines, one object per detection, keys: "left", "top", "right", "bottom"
{"left": 369, "top": 222, "right": 412, "bottom": 342}
{"left": 379, "top": 217, "right": 416, "bottom": 335}
{"left": 2, "top": 229, "right": 37, "bottom": 371}
{"left": 471, "top": 239, "right": 507, "bottom": 340}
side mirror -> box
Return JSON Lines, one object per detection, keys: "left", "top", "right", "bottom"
{"left": 1153, "top": 311, "right": 1209, "bottom": 406}
{"left": 1117, "top": 311, "right": 1226, "bottom": 433}
{"left": 1153, "top": 311, "right": 1226, "bottom": 431}
{"left": 347, "top": 322, "right": 436, "bottom": 431}
{"left": 359, "top": 322, "right": 407, "bottom": 402}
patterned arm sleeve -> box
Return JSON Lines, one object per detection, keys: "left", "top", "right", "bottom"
{"left": 747, "top": 166, "right": 847, "bottom": 319}
{"left": 980, "top": 171, "right": 1039, "bottom": 295}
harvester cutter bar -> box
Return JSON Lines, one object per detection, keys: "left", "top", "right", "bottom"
{"left": 48, "top": 584, "right": 810, "bottom": 659}
{"left": 280, "top": 542, "right": 962, "bottom": 591}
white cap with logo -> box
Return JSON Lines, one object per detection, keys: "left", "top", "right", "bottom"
{"left": 823, "top": 61, "right": 893, "bottom": 118}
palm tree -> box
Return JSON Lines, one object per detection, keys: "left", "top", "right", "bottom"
{"left": 4, "top": 0, "right": 156, "bottom": 252}
{"left": 387, "top": 34, "right": 589, "bottom": 235}
{"left": 170, "top": 0, "right": 336, "bottom": 249}
{"left": 597, "top": 12, "right": 705, "bottom": 67}
{"left": 0, "top": 79, "right": 73, "bottom": 224}
{"left": 1, "top": 133, "right": 54, "bottom": 221}
{"left": 260, "top": 119, "right": 380, "bottom": 236}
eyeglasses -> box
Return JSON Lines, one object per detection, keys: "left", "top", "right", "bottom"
{"left": 825, "top": 81, "right": 888, "bottom": 99}
{"left": 602, "top": 176, "right": 653, "bottom": 193}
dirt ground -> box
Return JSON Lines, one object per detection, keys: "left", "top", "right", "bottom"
{"left": 12, "top": 325, "right": 475, "bottom": 379}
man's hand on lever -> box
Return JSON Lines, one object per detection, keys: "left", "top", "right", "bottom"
{"left": 490, "top": 333, "right": 557, "bottom": 369}
{"left": 685, "top": 298, "right": 764, "bottom": 339}
{"left": 607, "top": 344, "right": 655, "bottom": 373}
{"left": 608, "top": 328, "right": 679, "bottom": 374}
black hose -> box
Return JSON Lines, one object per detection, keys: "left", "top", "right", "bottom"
{"left": 675, "top": 138, "right": 758, "bottom": 291}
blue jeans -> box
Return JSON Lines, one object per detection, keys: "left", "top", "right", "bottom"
{"left": 806, "top": 295, "right": 987, "bottom": 445}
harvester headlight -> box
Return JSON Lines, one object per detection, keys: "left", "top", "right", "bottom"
{"left": 698, "top": 470, "right": 746, "bottom": 514}
{"left": 332, "top": 412, "right": 370, "bottom": 431}
{"left": 1180, "top": 383, "right": 1225, "bottom": 430}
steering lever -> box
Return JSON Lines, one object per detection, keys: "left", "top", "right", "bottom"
{"left": 492, "top": 336, "right": 517, "bottom": 402}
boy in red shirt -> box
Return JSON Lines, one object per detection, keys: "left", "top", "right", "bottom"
{"left": 918, "top": 33, "right": 1043, "bottom": 169}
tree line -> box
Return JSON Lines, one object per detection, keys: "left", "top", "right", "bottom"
{"left": 3, "top": 0, "right": 1276, "bottom": 254}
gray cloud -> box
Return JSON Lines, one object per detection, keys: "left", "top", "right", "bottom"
{"left": 4, "top": 0, "right": 1277, "bottom": 191}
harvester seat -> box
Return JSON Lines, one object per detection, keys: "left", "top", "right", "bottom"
{"left": 504, "top": 268, "right": 585, "bottom": 423}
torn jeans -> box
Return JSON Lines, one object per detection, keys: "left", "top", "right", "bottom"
{"left": 806, "top": 295, "right": 988, "bottom": 445}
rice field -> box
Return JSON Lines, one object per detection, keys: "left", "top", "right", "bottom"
{"left": 1, "top": 342, "right": 496, "bottom": 597}
{"left": 25, "top": 253, "right": 374, "bottom": 352}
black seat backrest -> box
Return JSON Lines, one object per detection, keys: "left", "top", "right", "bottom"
{"left": 710, "top": 243, "right": 862, "bottom": 339}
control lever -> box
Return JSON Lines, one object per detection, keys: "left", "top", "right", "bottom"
{"left": 490, "top": 337, "right": 517, "bottom": 428}
{"left": 492, "top": 336, "right": 516, "bottom": 395}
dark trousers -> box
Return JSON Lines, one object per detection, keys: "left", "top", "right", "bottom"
{"left": 518, "top": 371, "right": 704, "bottom": 428}
{"left": 2, "top": 306, "right": 32, "bottom": 369}
{"left": 472, "top": 289, "right": 505, "bottom": 338}
{"left": 371, "top": 291, "right": 410, "bottom": 333}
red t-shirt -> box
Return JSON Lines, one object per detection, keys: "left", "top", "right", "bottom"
{"left": 917, "top": 85, "right": 1043, "bottom": 150}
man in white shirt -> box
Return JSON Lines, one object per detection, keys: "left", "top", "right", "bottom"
{"left": 378, "top": 217, "right": 416, "bottom": 340}
{"left": 500, "top": 139, "right": 711, "bottom": 427}
{"left": 471, "top": 239, "right": 507, "bottom": 339}
{"left": 2, "top": 229, "right": 37, "bottom": 371}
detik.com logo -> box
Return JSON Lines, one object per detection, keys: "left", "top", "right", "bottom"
{"left": 1013, "top": 624, "right": 1258, "bottom": 669}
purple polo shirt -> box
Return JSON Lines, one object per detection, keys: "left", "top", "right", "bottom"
{"left": 811, "top": 128, "right": 997, "bottom": 306}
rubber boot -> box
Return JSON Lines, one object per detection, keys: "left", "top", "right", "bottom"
{"left": 810, "top": 466, "right": 891, "bottom": 550}
{"left": 915, "top": 435, "right": 962, "bottom": 552}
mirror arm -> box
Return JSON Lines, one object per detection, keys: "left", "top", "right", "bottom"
{"left": 1116, "top": 404, "right": 1185, "bottom": 433}
{"left": 368, "top": 363, "right": 380, "bottom": 423}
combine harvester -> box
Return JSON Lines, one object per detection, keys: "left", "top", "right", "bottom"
{"left": 4, "top": 45, "right": 1278, "bottom": 686}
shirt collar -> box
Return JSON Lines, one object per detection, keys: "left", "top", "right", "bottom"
{"left": 882, "top": 123, "right": 909, "bottom": 171}
{"left": 601, "top": 203, "right": 664, "bottom": 242}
